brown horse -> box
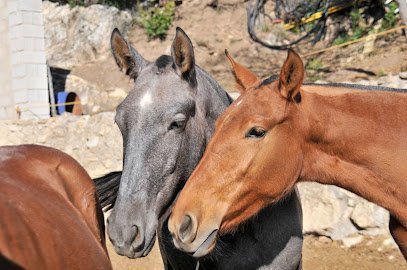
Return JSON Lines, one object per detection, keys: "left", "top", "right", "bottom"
{"left": 0, "top": 144, "right": 112, "bottom": 269}
{"left": 168, "top": 50, "right": 407, "bottom": 259}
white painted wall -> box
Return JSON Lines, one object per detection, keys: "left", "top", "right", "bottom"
{"left": 0, "top": 0, "right": 48, "bottom": 120}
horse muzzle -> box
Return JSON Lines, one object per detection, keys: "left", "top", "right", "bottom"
{"left": 169, "top": 213, "right": 219, "bottom": 258}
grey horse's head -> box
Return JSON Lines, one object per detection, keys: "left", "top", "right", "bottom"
{"left": 107, "top": 28, "right": 212, "bottom": 258}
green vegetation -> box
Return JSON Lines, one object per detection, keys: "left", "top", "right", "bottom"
{"left": 306, "top": 73, "right": 322, "bottom": 82}
{"left": 136, "top": 2, "right": 175, "bottom": 40}
{"left": 306, "top": 58, "right": 323, "bottom": 82}
{"left": 67, "top": 0, "right": 84, "bottom": 8}
{"left": 289, "top": 21, "right": 316, "bottom": 34}
{"left": 376, "top": 69, "right": 386, "bottom": 78}
{"left": 48, "top": 0, "right": 176, "bottom": 40}
{"left": 306, "top": 58, "right": 323, "bottom": 71}
{"left": 333, "top": 8, "right": 368, "bottom": 45}
{"left": 333, "top": 3, "right": 400, "bottom": 45}
{"left": 381, "top": 2, "right": 398, "bottom": 30}
{"left": 332, "top": 34, "right": 348, "bottom": 45}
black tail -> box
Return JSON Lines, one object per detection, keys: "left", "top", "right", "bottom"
{"left": 94, "top": 171, "right": 121, "bottom": 211}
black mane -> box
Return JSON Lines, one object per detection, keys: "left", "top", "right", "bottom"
{"left": 259, "top": 75, "right": 407, "bottom": 93}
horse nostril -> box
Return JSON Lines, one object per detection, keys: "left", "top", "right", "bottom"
{"left": 179, "top": 215, "right": 194, "bottom": 242}
{"left": 130, "top": 225, "right": 138, "bottom": 243}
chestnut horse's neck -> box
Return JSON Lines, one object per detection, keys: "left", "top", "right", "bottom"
{"left": 298, "top": 85, "right": 407, "bottom": 226}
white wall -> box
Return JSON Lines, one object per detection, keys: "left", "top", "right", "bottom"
{"left": 0, "top": 0, "right": 48, "bottom": 120}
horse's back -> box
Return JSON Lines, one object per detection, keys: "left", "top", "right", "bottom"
{"left": 0, "top": 145, "right": 111, "bottom": 270}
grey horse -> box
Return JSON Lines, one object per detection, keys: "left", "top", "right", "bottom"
{"left": 95, "top": 27, "right": 303, "bottom": 270}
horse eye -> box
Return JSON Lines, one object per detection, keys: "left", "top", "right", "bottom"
{"left": 245, "top": 127, "right": 266, "bottom": 139}
{"left": 169, "top": 114, "right": 187, "bottom": 131}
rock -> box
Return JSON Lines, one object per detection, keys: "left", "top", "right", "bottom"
{"left": 318, "top": 236, "right": 332, "bottom": 244}
{"left": 350, "top": 199, "right": 389, "bottom": 229}
{"left": 298, "top": 183, "right": 351, "bottom": 238}
{"left": 328, "top": 220, "right": 359, "bottom": 240}
{"left": 107, "top": 88, "right": 127, "bottom": 99}
{"left": 314, "top": 80, "right": 329, "bottom": 84}
{"left": 359, "top": 74, "right": 407, "bottom": 89}
{"left": 43, "top": 1, "right": 132, "bottom": 69}
{"left": 382, "top": 238, "right": 398, "bottom": 249}
{"left": 377, "top": 74, "right": 402, "bottom": 88}
{"left": 360, "top": 228, "right": 389, "bottom": 237}
{"left": 297, "top": 182, "right": 391, "bottom": 240}
{"left": 399, "top": 72, "right": 407, "bottom": 80}
{"left": 342, "top": 235, "right": 364, "bottom": 248}
{"left": 86, "top": 137, "right": 99, "bottom": 148}
{"left": 347, "top": 198, "right": 355, "bottom": 207}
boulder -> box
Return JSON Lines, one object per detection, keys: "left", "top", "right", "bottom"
{"left": 43, "top": 1, "right": 132, "bottom": 69}
{"left": 297, "top": 182, "right": 389, "bottom": 239}
{"left": 341, "top": 235, "right": 364, "bottom": 248}
{"left": 350, "top": 199, "right": 389, "bottom": 230}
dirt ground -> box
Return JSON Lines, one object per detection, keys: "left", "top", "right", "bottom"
{"left": 71, "top": 1, "right": 407, "bottom": 269}
{"left": 106, "top": 235, "right": 407, "bottom": 270}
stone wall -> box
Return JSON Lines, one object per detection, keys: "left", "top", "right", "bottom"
{"left": 0, "top": 112, "right": 122, "bottom": 177}
{"left": 0, "top": 112, "right": 394, "bottom": 242}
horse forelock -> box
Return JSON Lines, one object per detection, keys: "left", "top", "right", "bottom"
{"left": 155, "top": 55, "right": 173, "bottom": 71}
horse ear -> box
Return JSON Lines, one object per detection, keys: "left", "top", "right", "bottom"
{"left": 225, "top": 49, "right": 260, "bottom": 93}
{"left": 171, "top": 27, "right": 196, "bottom": 87}
{"left": 111, "top": 28, "right": 147, "bottom": 80}
{"left": 278, "top": 49, "right": 304, "bottom": 102}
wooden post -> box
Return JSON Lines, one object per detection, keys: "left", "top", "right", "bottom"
{"left": 47, "top": 62, "right": 57, "bottom": 117}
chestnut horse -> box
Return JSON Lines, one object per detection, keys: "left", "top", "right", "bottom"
{"left": 168, "top": 50, "right": 407, "bottom": 259}
{"left": 0, "top": 145, "right": 111, "bottom": 269}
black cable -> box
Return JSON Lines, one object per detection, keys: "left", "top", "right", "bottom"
{"left": 247, "top": 0, "right": 351, "bottom": 50}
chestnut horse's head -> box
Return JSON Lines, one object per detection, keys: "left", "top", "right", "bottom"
{"left": 168, "top": 50, "right": 305, "bottom": 257}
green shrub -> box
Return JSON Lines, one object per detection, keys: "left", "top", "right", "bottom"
{"left": 306, "top": 58, "right": 323, "bottom": 71}
{"left": 67, "top": 0, "right": 84, "bottom": 8}
{"left": 381, "top": 2, "right": 399, "bottom": 30}
{"left": 332, "top": 8, "right": 368, "bottom": 45}
{"left": 350, "top": 8, "right": 362, "bottom": 27}
{"left": 333, "top": 34, "right": 349, "bottom": 45}
{"left": 137, "top": 2, "right": 175, "bottom": 40}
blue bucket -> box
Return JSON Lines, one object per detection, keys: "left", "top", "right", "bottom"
{"left": 57, "top": 92, "right": 69, "bottom": 115}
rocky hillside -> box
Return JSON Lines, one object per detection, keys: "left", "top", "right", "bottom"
{"left": 42, "top": 0, "right": 407, "bottom": 114}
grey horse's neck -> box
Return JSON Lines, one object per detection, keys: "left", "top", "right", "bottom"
{"left": 195, "top": 65, "right": 232, "bottom": 143}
